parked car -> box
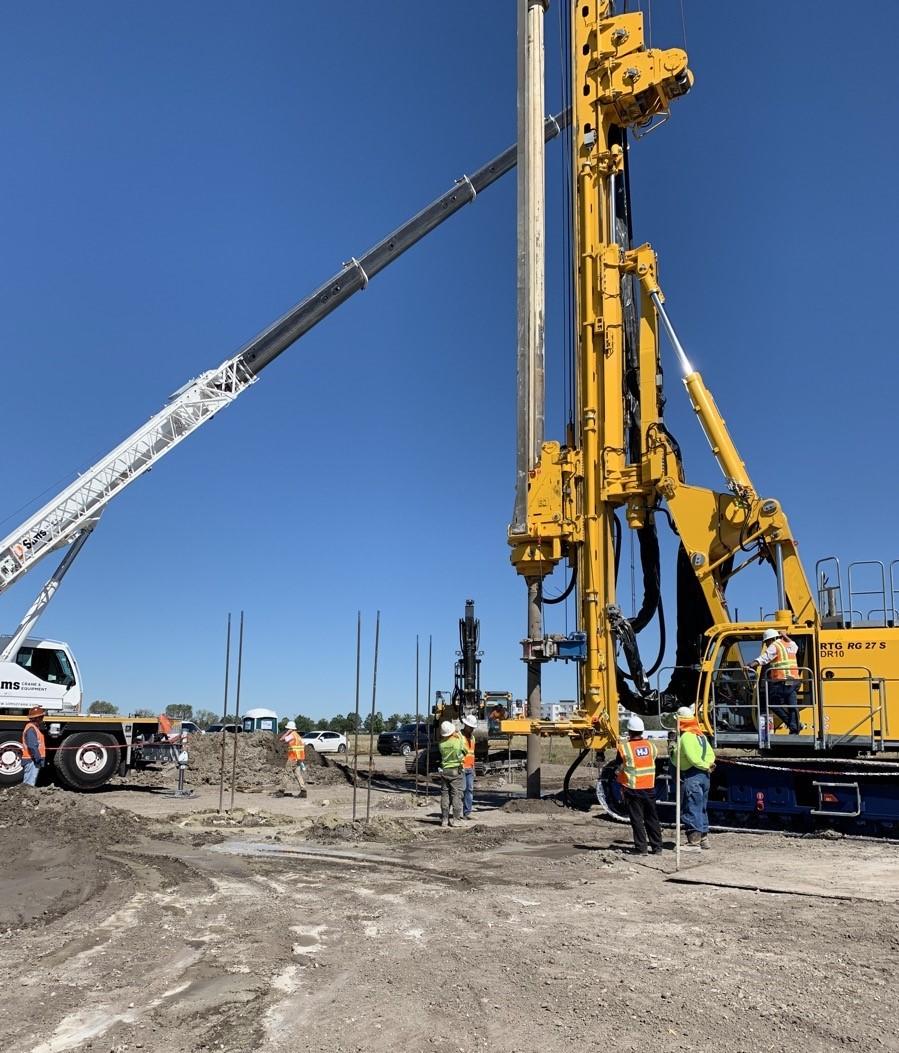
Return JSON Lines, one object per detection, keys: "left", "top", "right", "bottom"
{"left": 207, "top": 723, "right": 242, "bottom": 734}
{"left": 302, "top": 730, "right": 348, "bottom": 754}
{"left": 180, "top": 721, "right": 204, "bottom": 735}
{"left": 377, "top": 722, "right": 433, "bottom": 756}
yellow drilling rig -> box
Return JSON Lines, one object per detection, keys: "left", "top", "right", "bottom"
{"left": 505, "top": 1, "right": 899, "bottom": 833}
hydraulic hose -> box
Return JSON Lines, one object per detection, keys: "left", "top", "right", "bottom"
{"left": 543, "top": 560, "right": 578, "bottom": 605}
{"left": 562, "top": 747, "right": 591, "bottom": 807}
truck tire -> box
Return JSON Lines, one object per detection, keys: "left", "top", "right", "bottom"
{"left": 53, "top": 732, "right": 120, "bottom": 790}
{"left": 0, "top": 738, "right": 24, "bottom": 786}
{"left": 400, "top": 742, "right": 412, "bottom": 756}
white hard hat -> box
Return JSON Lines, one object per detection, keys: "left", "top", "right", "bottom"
{"left": 285, "top": 720, "right": 297, "bottom": 730}
{"left": 439, "top": 720, "right": 456, "bottom": 738}
{"left": 675, "top": 706, "right": 695, "bottom": 719}
{"left": 762, "top": 628, "right": 780, "bottom": 642}
{"left": 626, "top": 715, "right": 645, "bottom": 733}
{"left": 461, "top": 715, "right": 478, "bottom": 729}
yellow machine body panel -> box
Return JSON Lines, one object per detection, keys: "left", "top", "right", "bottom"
{"left": 698, "top": 623, "right": 899, "bottom": 751}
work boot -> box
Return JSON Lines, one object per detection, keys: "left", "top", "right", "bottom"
{"left": 448, "top": 819, "right": 456, "bottom": 828}
{"left": 699, "top": 834, "right": 711, "bottom": 850}
{"left": 440, "top": 818, "right": 449, "bottom": 828}
{"left": 685, "top": 831, "right": 701, "bottom": 848}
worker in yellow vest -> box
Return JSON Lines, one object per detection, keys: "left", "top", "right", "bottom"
{"left": 279, "top": 720, "right": 307, "bottom": 798}
{"left": 437, "top": 720, "right": 466, "bottom": 827}
{"left": 747, "top": 628, "right": 801, "bottom": 734}
{"left": 613, "top": 715, "right": 663, "bottom": 855}
{"left": 460, "top": 714, "right": 477, "bottom": 820}
{"left": 21, "top": 706, "right": 47, "bottom": 787}
{"left": 670, "top": 706, "right": 716, "bottom": 848}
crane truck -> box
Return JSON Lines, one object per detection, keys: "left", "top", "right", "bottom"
{"left": 504, "top": 1, "right": 899, "bottom": 835}
{"left": 0, "top": 116, "right": 569, "bottom": 791}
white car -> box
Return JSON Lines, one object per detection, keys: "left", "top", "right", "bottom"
{"left": 302, "top": 730, "right": 348, "bottom": 754}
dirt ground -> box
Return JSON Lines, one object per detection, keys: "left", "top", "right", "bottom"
{"left": 2, "top": 749, "right": 898, "bottom": 1053}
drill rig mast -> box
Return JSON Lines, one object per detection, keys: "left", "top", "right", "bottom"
{"left": 506, "top": 2, "right": 815, "bottom": 746}
{"left": 505, "top": 2, "right": 899, "bottom": 832}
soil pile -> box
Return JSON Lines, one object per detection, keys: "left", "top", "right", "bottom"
{"left": 502, "top": 796, "right": 566, "bottom": 814}
{"left": 130, "top": 732, "right": 353, "bottom": 792}
{"left": 307, "top": 814, "right": 427, "bottom": 844}
{"left": 178, "top": 807, "right": 302, "bottom": 830}
{"left": 0, "top": 788, "right": 144, "bottom": 930}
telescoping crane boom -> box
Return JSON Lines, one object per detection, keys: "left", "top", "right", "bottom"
{"left": 0, "top": 112, "right": 569, "bottom": 665}
{"left": 505, "top": 1, "right": 899, "bottom": 834}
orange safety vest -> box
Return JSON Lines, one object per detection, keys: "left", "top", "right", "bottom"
{"left": 765, "top": 639, "right": 799, "bottom": 681}
{"left": 616, "top": 737, "right": 657, "bottom": 790}
{"left": 280, "top": 730, "right": 305, "bottom": 762}
{"left": 22, "top": 721, "right": 46, "bottom": 761}
{"left": 462, "top": 733, "right": 476, "bottom": 770}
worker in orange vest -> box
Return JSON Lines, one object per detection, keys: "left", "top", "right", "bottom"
{"left": 21, "top": 706, "right": 47, "bottom": 787}
{"left": 614, "top": 715, "right": 663, "bottom": 855}
{"left": 460, "top": 714, "right": 477, "bottom": 820}
{"left": 279, "top": 720, "right": 307, "bottom": 798}
{"left": 746, "top": 628, "right": 801, "bottom": 734}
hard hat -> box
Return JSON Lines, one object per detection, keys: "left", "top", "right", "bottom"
{"left": 285, "top": 720, "right": 297, "bottom": 730}
{"left": 675, "top": 706, "right": 695, "bottom": 719}
{"left": 762, "top": 628, "right": 780, "bottom": 642}
{"left": 439, "top": 720, "right": 456, "bottom": 738}
{"left": 461, "top": 715, "right": 478, "bottom": 729}
{"left": 626, "top": 715, "right": 645, "bottom": 733}
{"left": 27, "top": 706, "right": 46, "bottom": 719}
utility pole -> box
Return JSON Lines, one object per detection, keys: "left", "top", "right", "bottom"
{"left": 515, "top": 0, "right": 548, "bottom": 799}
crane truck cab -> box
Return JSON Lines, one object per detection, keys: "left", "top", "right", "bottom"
{"left": 0, "top": 636, "right": 81, "bottom": 716}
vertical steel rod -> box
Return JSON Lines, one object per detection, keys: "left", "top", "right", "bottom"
{"left": 352, "top": 610, "right": 362, "bottom": 822}
{"left": 217, "top": 612, "right": 232, "bottom": 814}
{"left": 424, "top": 635, "right": 433, "bottom": 794}
{"left": 675, "top": 725, "right": 682, "bottom": 872}
{"left": 365, "top": 610, "right": 380, "bottom": 823}
{"left": 414, "top": 634, "right": 421, "bottom": 797}
{"left": 526, "top": 578, "right": 543, "bottom": 798}
{"left": 228, "top": 610, "right": 245, "bottom": 812}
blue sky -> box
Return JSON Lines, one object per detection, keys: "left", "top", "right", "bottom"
{"left": 1, "top": 2, "right": 897, "bottom": 719}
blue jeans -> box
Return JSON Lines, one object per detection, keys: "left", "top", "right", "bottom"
{"left": 681, "top": 769, "right": 710, "bottom": 834}
{"left": 462, "top": 768, "right": 475, "bottom": 816}
{"left": 22, "top": 760, "right": 40, "bottom": 786}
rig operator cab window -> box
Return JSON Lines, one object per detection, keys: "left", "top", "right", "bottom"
{"left": 703, "top": 629, "right": 815, "bottom": 743}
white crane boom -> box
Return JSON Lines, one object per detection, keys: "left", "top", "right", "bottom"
{"left": 0, "top": 359, "right": 255, "bottom": 592}
{"left": 0, "top": 112, "right": 570, "bottom": 603}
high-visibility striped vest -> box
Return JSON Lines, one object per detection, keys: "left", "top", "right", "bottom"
{"left": 462, "top": 734, "right": 475, "bottom": 770}
{"left": 22, "top": 721, "right": 46, "bottom": 760}
{"left": 280, "top": 730, "right": 305, "bottom": 762}
{"left": 438, "top": 733, "right": 466, "bottom": 770}
{"left": 766, "top": 639, "right": 799, "bottom": 681}
{"left": 616, "top": 737, "right": 657, "bottom": 790}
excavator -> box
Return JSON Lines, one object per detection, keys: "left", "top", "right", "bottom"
{"left": 504, "top": 1, "right": 899, "bottom": 834}
{"left": 429, "top": 600, "right": 517, "bottom": 770}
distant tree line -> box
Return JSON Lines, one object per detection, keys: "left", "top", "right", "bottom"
{"left": 286, "top": 711, "right": 417, "bottom": 734}
{"left": 87, "top": 702, "right": 419, "bottom": 734}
